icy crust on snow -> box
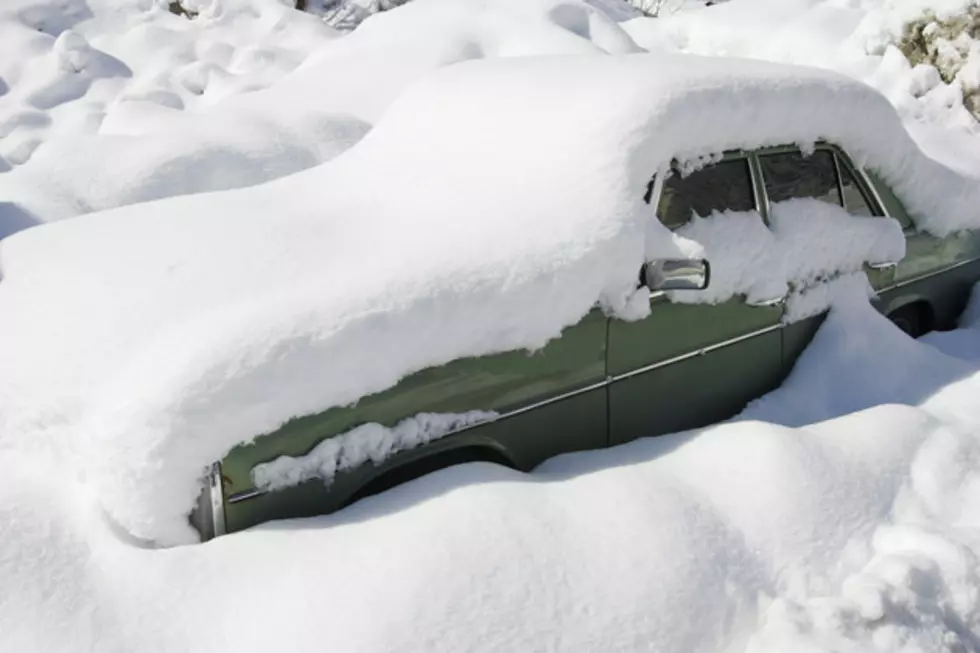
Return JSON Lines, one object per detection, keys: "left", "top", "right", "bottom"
{"left": 1, "top": 53, "right": 979, "bottom": 545}
{"left": 251, "top": 411, "right": 497, "bottom": 491}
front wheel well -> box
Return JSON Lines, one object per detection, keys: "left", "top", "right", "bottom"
{"left": 341, "top": 445, "right": 518, "bottom": 508}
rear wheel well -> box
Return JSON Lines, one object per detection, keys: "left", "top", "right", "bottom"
{"left": 887, "top": 301, "right": 934, "bottom": 338}
{"left": 342, "top": 446, "right": 518, "bottom": 508}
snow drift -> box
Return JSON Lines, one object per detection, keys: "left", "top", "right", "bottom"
{"left": 4, "top": 289, "right": 980, "bottom": 652}
{"left": 2, "top": 52, "right": 980, "bottom": 545}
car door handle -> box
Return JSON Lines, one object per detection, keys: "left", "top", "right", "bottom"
{"left": 746, "top": 295, "right": 786, "bottom": 307}
{"left": 867, "top": 261, "right": 899, "bottom": 270}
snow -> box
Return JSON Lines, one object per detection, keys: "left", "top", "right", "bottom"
{"left": 0, "top": 0, "right": 649, "bottom": 237}
{"left": 4, "top": 50, "right": 976, "bottom": 545}
{"left": 3, "top": 0, "right": 980, "bottom": 650}
{"left": 621, "top": 0, "right": 980, "bottom": 169}
{"left": 252, "top": 410, "right": 497, "bottom": 491}
{"left": 667, "top": 198, "right": 905, "bottom": 309}
{"left": 6, "top": 287, "right": 980, "bottom": 652}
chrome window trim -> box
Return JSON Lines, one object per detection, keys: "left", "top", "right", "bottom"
{"left": 875, "top": 255, "right": 980, "bottom": 295}
{"left": 209, "top": 462, "right": 226, "bottom": 537}
{"left": 747, "top": 153, "right": 769, "bottom": 224}
{"left": 607, "top": 323, "right": 783, "bottom": 383}
{"left": 228, "top": 486, "right": 266, "bottom": 504}
{"left": 853, "top": 165, "right": 891, "bottom": 220}
{"left": 831, "top": 150, "right": 846, "bottom": 209}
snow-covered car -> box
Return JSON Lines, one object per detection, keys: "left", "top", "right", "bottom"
{"left": 8, "top": 50, "right": 979, "bottom": 547}
{"left": 198, "top": 137, "right": 980, "bottom": 539}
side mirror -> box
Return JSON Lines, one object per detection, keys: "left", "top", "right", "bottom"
{"left": 643, "top": 258, "right": 711, "bottom": 291}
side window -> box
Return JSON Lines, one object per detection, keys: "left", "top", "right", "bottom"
{"left": 653, "top": 158, "right": 755, "bottom": 230}
{"left": 758, "top": 149, "right": 841, "bottom": 207}
{"left": 837, "top": 161, "right": 877, "bottom": 217}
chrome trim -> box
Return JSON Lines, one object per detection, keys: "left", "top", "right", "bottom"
{"left": 867, "top": 261, "right": 899, "bottom": 270}
{"left": 831, "top": 150, "right": 846, "bottom": 208}
{"left": 876, "top": 256, "right": 980, "bottom": 294}
{"left": 228, "top": 487, "right": 267, "bottom": 504}
{"left": 645, "top": 258, "right": 710, "bottom": 291}
{"left": 747, "top": 153, "right": 769, "bottom": 224}
{"left": 608, "top": 323, "right": 783, "bottom": 384}
{"left": 649, "top": 163, "right": 667, "bottom": 214}
{"left": 853, "top": 164, "right": 891, "bottom": 219}
{"left": 209, "top": 462, "right": 226, "bottom": 537}
{"left": 746, "top": 295, "right": 786, "bottom": 307}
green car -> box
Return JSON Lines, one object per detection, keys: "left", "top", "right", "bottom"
{"left": 193, "top": 141, "right": 980, "bottom": 540}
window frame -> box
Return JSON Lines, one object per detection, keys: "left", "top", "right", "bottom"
{"left": 647, "top": 150, "right": 764, "bottom": 230}
{"left": 750, "top": 142, "right": 892, "bottom": 225}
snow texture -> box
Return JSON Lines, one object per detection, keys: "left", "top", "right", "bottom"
{"left": 5, "top": 286, "right": 980, "bottom": 652}
{"left": 667, "top": 198, "right": 905, "bottom": 309}
{"left": 252, "top": 410, "right": 497, "bottom": 491}
{"left": 2, "top": 0, "right": 980, "bottom": 650}
{"left": 2, "top": 49, "right": 979, "bottom": 545}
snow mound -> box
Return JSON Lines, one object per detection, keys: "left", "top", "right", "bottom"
{"left": 5, "top": 293, "right": 980, "bottom": 652}
{"left": 621, "top": 0, "right": 980, "bottom": 171}
{"left": 0, "top": 0, "right": 648, "bottom": 237}
{"left": 2, "top": 52, "right": 979, "bottom": 545}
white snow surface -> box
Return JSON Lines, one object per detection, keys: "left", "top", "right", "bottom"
{"left": 6, "top": 281, "right": 980, "bottom": 652}
{"left": 622, "top": 0, "right": 980, "bottom": 168}
{"left": 0, "top": 0, "right": 649, "bottom": 236}
{"left": 3, "top": 51, "right": 977, "bottom": 545}
{"left": 668, "top": 199, "right": 906, "bottom": 308}
{"left": 251, "top": 410, "right": 497, "bottom": 491}
{"left": 0, "top": 0, "right": 370, "bottom": 236}
{"left": 3, "top": 0, "right": 980, "bottom": 650}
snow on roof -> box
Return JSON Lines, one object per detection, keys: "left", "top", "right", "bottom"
{"left": 1, "top": 52, "right": 978, "bottom": 544}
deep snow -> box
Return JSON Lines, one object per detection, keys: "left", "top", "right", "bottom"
{"left": 5, "top": 278, "right": 980, "bottom": 653}
{"left": 3, "top": 50, "right": 972, "bottom": 545}
{"left": 3, "top": 0, "right": 980, "bottom": 651}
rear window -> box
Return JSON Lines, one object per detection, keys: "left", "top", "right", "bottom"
{"left": 758, "top": 149, "right": 841, "bottom": 207}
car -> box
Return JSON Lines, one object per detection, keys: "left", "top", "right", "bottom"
{"left": 191, "top": 136, "right": 980, "bottom": 540}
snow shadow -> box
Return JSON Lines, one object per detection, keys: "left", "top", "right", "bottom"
{"left": 0, "top": 202, "right": 40, "bottom": 241}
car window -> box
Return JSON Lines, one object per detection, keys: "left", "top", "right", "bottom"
{"left": 837, "top": 160, "right": 876, "bottom": 217}
{"left": 758, "top": 149, "right": 841, "bottom": 207}
{"left": 654, "top": 158, "right": 755, "bottom": 230}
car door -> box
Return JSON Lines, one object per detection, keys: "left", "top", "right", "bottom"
{"left": 753, "top": 145, "right": 894, "bottom": 364}
{"left": 607, "top": 154, "right": 784, "bottom": 445}
{"left": 757, "top": 145, "right": 970, "bottom": 364}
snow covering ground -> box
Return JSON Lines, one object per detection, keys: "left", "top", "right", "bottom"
{"left": 3, "top": 0, "right": 980, "bottom": 651}
{"left": 5, "top": 278, "right": 980, "bottom": 653}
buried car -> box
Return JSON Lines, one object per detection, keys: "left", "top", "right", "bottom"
{"left": 198, "top": 136, "right": 980, "bottom": 539}
{"left": 6, "top": 52, "right": 977, "bottom": 546}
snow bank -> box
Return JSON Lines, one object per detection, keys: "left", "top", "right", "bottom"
{"left": 0, "top": 0, "right": 649, "bottom": 236}
{"left": 5, "top": 289, "right": 980, "bottom": 652}
{"left": 621, "top": 0, "right": 980, "bottom": 170}
{"left": 0, "top": 112, "right": 369, "bottom": 237}
{"left": 2, "top": 52, "right": 979, "bottom": 545}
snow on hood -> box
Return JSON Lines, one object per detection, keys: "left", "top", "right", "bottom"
{"left": 1, "top": 52, "right": 979, "bottom": 545}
